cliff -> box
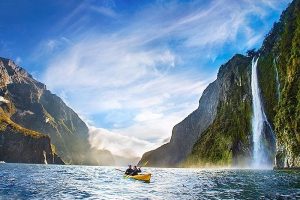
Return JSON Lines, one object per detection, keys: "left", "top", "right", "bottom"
{"left": 0, "top": 108, "right": 64, "bottom": 164}
{"left": 186, "top": 55, "right": 253, "bottom": 167}
{"left": 139, "top": 55, "right": 252, "bottom": 167}
{"left": 139, "top": 0, "right": 300, "bottom": 168}
{"left": 258, "top": 0, "right": 300, "bottom": 168}
{"left": 0, "top": 57, "right": 113, "bottom": 165}
{"left": 139, "top": 71, "right": 221, "bottom": 167}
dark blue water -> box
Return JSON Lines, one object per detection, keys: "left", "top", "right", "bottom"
{"left": 0, "top": 163, "right": 300, "bottom": 199}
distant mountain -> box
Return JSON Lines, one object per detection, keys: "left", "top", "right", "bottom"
{"left": 0, "top": 57, "right": 114, "bottom": 165}
{"left": 139, "top": 0, "right": 300, "bottom": 168}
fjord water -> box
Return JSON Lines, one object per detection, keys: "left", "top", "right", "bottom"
{"left": 251, "top": 58, "right": 276, "bottom": 167}
{"left": 1, "top": 164, "right": 299, "bottom": 199}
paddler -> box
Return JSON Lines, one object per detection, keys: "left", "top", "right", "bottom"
{"left": 130, "top": 166, "right": 141, "bottom": 176}
{"left": 125, "top": 165, "right": 133, "bottom": 175}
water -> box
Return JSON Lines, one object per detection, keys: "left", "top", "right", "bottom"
{"left": 0, "top": 164, "right": 300, "bottom": 200}
{"left": 251, "top": 58, "right": 275, "bottom": 167}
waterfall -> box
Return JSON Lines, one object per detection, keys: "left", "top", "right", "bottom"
{"left": 43, "top": 151, "right": 48, "bottom": 164}
{"left": 251, "top": 57, "right": 276, "bottom": 168}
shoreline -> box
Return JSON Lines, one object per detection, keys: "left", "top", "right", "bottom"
{"left": 273, "top": 167, "right": 300, "bottom": 171}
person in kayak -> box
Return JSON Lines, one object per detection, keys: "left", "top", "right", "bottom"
{"left": 130, "top": 166, "right": 141, "bottom": 176}
{"left": 125, "top": 165, "right": 133, "bottom": 175}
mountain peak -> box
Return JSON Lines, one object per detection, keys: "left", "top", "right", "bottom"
{"left": 0, "top": 57, "right": 45, "bottom": 90}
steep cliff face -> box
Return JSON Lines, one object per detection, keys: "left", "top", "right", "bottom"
{"left": 186, "top": 55, "right": 252, "bottom": 167}
{"left": 0, "top": 57, "right": 114, "bottom": 165}
{"left": 0, "top": 108, "right": 64, "bottom": 164}
{"left": 191, "top": 0, "right": 300, "bottom": 168}
{"left": 257, "top": 0, "right": 300, "bottom": 168}
{"left": 139, "top": 72, "right": 221, "bottom": 167}
{"left": 140, "top": 0, "right": 300, "bottom": 168}
{"left": 140, "top": 55, "right": 252, "bottom": 167}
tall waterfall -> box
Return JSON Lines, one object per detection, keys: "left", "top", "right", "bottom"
{"left": 251, "top": 57, "right": 275, "bottom": 168}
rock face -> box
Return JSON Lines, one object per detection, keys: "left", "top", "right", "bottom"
{"left": 139, "top": 55, "right": 252, "bottom": 167}
{"left": 186, "top": 55, "right": 253, "bottom": 167}
{"left": 0, "top": 57, "right": 113, "bottom": 165}
{"left": 140, "top": 0, "right": 300, "bottom": 168}
{"left": 0, "top": 128, "right": 64, "bottom": 164}
{"left": 0, "top": 108, "right": 64, "bottom": 164}
{"left": 138, "top": 74, "right": 221, "bottom": 167}
{"left": 258, "top": 0, "right": 300, "bottom": 168}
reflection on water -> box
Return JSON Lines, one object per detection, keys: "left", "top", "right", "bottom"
{"left": 0, "top": 164, "right": 299, "bottom": 199}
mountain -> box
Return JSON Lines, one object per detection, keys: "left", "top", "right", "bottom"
{"left": 139, "top": 0, "right": 300, "bottom": 168}
{"left": 138, "top": 74, "right": 221, "bottom": 167}
{"left": 139, "top": 54, "right": 252, "bottom": 167}
{"left": 0, "top": 57, "right": 114, "bottom": 165}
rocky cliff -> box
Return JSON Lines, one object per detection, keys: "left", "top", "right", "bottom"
{"left": 138, "top": 72, "right": 221, "bottom": 167}
{"left": 139, "top": 55, "right": 252, "bottom": 167}
{"left": 139, "top": 0, "right": 300, "bottom": 168}
{"left": 186, "top": 55, "right": 253, "bottom": 167}
{"left": 0, "top": 108, "right": 64, "bottom": 164}
{"left": 258, "top": 0, "right": 300, "bottom": 168}
{"left": 0, "top": 57, "right": 114, "bottom": 165}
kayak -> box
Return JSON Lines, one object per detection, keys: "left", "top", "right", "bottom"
{"left": 125, "top": 173, "right": 151, "bottom": 182}
{"left": 124, "top": 173, "right": 151, "bottom": 182}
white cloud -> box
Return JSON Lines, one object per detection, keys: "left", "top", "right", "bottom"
{"left": 134, "top": 111, "right": 163, "bottom": 122}
{"left": 88, "top": 126, "right": 157, "bottom": 158}
{"left": 90, "top": 5, "right": 118, "bottom": 18}
{"left": 246, "top": 33, "right": 264, "bottom": 48}
{"left": 40, "top": 0, "right": 291, "bottom": 157}
{"left": 259, "top": 0, "right": 290, "bottom": 10}
{"left": 15, "top": 57, "right": 22, "bottom": 64}
{"left": 31, "top": 37, "right": 72, "bottom": 61}
{"left": 113, "top": 110, "right": 187, "bottom": 143}
{"left": 46, "top": 40, "right": 58, "bottom": 51}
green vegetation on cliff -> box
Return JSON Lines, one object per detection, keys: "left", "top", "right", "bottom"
{"left": 0, "top": 57, "right": 114, "bottom": 165}
{"left": 186, "top": 55, "right": 252, "bottom": 167}
{"left": 257, "top": 54, "right": 278, "bottom": 124}
{"left": 0, "top": 108, "right": 45, "bottom": 139}
{"left": 140, "top": 0, "right": 300, "bottom": 168}
{"left": 187, "top": 0, "right": 300, "bottom": 168}
{"left": 256, "top": 0, "right": 300, "bottom": 167}
{"left": 0, "top": 107, "right": 64, "bottom": 164}
{"left": 273, "top": 0, "right": 300, "bottom": 167}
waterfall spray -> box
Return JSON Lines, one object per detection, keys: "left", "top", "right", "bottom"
{"left": 251, "top": 57, "right": 276, "bottom": 168}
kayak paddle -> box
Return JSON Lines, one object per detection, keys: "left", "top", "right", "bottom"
{"left": 138, "top": 160, "right": 149, "bottom": 168}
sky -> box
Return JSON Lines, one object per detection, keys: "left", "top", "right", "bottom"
{"left": 0, "top": 0, "right": 292, "bottom": 158}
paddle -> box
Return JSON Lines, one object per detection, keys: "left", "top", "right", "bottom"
{"left": 139, "top": 161, "right": 148, "bottom": 168}
{"left": 116, "top": 168, "right": 131, "bottom": 178}
{"left": 134, "top": 160, "right": 149, "bottom": 176}
{"left": 115, "top": 168, "right": 124, "bottom": 172}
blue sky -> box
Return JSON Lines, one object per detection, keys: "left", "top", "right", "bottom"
{"left": 0, "top": 0, "right": 291, "bottom": 157}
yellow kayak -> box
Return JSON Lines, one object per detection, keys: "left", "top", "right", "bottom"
{"left": 124, "top": 173, "right": 151, "bottom": 182}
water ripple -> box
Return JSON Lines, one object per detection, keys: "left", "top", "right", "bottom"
{"left": 0, "top": 164, "right": 299, "bottom": 199}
